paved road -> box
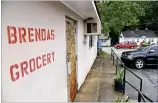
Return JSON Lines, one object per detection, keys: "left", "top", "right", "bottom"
{"left": 102, "top": 47, "right": 158, "bottom": 102}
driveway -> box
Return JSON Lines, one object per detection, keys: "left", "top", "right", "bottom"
{"left": 102, "top": 47, "right": 158, "bottom": 102}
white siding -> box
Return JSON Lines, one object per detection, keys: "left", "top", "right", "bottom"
{"left": 119, "top": 32, "right": 124, "bottom": 43}
{"left": 119, "top": 38, "right": 124, "bottom": 43}
{"left": 102, "top": 39, "right": 111, "bottom": 46}
{"left": 119, "top": 37, "right": 158, "bottom": 45}
{"left": 153, "top": 38, "right": 158, "bottom": 44}
{"left": 77, "top": 31, "right": 97, "bottom": 90}
{"left": 2, "top": 1, "right": 98, "bottom": 102}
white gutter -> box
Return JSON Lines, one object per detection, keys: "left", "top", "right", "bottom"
{"left": 92, "top": 1, "right": 101, "bottom": 23}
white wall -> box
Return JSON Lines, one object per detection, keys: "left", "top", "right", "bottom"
{"left": 119, "top": 32, "right": 124, "bottom": 44}
{"left": 153, "top": 38, "right": 158, "bottom": 44}
{"left": 76, "top": 33, "right": 97, "bottom": 90}
{"left": 2, "top": 1, "right": 68, "bottom": 102}
{"left": 2, "top": 1, "right": 98, "bottom": 102}
{"left": 102, "top": 39, "right": 111, "bottom": 46}
{"left": 119, "top": 37, "right": 158, "bottom": 45}
{"left": 119, "top": 38, "right": 134, "bottom": 43}
{"left": 119, "top": 38, "right": 123, "bottom": 43}
{"left": 58, "top": 2, "right": 98, "bottom": 91}
{"left": 59, "top": 1, "right": 98, "bottom": 91}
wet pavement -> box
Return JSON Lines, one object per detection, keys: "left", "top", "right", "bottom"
{"left": 74, "top": 56, "right": 123, "bottom": 102}
{"left": 102, "top": 47, "right": 158, "bottom": 102}
{"left": 125, "top": 66, "right": 158, "bottom": 102}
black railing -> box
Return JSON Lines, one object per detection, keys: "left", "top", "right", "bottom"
{"left": 111, "top": 48, "right": 153, "bottom": 102}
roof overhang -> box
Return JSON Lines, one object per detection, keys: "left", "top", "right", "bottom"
{"left": 60, "top": 1, "right": 100, "bottom": 23}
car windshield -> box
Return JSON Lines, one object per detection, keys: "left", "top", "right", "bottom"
{"left": 135, "top": 46, "right": 149, "bottom": 52}
{"left": 140, "top": 46, "right": 149, "bottom": 52}
{"left": 130, "top": 41, "right": 136, "bottom": 44}
{"left": 135, "top": 46, "right": 143, "bottom": 51}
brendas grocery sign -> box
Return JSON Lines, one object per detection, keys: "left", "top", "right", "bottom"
{"left": 7, "top": 26, "right": 55, "bottom": 82}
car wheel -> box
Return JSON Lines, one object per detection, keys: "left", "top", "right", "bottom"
{"left": 130, "top": 46, "right": 134, "bottom": 49}
{"left": 135, "top": 59, "right": 144, "bottom": 69}
{"left": 117, "top": 46, "right": 120, "bottom": 49}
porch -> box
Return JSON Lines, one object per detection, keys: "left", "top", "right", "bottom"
{"left": 74, "top": 55, "right": 123, "bottom": 102}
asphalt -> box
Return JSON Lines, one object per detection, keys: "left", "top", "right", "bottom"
{"left": 74, "top": 56, "right": 123, "bottom": 102}
{"left": 102, "top": 47, "right": 158, "bottom": 102}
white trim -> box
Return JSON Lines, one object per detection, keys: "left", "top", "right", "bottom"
{"left": 60, "top": 1, "right": 100, "bottom": 22}
{"left": 65, "top": 18, "right": 70, "bottom": 102}
{"left": 0, "top": 1, "right": 1, "bottom": 102}
{"left": 92, "top": 1, "right": 101, "bottom": 22}
{"left": 60, "top": 1, "right": 85, "bottom": 19}
{"left": 120, "top": 32, "right": 124, "bottom": 38}
{"left": 75, "top": 22, "right": 79, "bottom": 91}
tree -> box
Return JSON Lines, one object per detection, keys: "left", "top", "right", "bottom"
{"left": 138, "top": 1, "right": 158, "bottom": 32}
{"left": 96, "top": 1, "right": 146, "bottom": 34}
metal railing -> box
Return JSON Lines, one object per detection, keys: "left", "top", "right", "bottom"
{"left": 111, "top": 48, "right": 153, "bottom": 102}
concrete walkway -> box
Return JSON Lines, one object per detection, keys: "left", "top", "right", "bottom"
{"left": 74, "top": 56, "right": 123, "bottom": 102}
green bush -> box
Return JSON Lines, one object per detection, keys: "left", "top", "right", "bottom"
{"left": 113, "top": 96, "right": 129, "bottom": 102}
{"left": 100, "top": 50, "right": 110, "bottom": 56}
{"left": 114, "top": 68, "right": 124, "bottom": 85}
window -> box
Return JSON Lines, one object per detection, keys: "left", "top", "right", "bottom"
{"left": 102, "top": 39, "right": 106, "bottom": 42}
{"left": 130, "top": 41, "right": 137, "bottom": 44}
{"left": 87, "top": 23, "right": 91, "bottom": 33}
{"left": 137, "top": 38, "right": 139, "bottom": 42}
{"left": 151, "top": 38, "right": 154, "bottom": 42}
{"left": 141, "top": 47, "right": 149, "bottom": 52}
{"left": 150, "top": 46, "right": 158, "bottom": 52}
{"left": 91, "top": 23, "right": 97, "bottom": 33}
{"left": 87, "top": 23, "right": 97, "bottom": 33}
{"left": 83, "top": 35, "right": 87, "bottom": 44}
{"left": 89, "top": 35, "right": 93, "bottom": 48}
{"left": 124, "top": 41, "right": 129, "bottom": 44}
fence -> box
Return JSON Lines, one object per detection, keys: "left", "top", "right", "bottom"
{"left": 111, "top": 48, "right": 153, "bottom": 102}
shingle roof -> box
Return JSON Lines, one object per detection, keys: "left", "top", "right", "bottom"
{"left": 122, "top": 30, "right": 156, "bottom": 38}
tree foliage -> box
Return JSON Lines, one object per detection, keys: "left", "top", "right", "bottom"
{"left": 137, "top": 1, "right": 158, "bottom": 25}
{"left": 96, "top": 1, "right": 146, "bottom": 34}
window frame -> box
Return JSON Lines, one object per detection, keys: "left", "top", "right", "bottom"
{"left": 89, "top": 35, "right": 94, "bottom": 48}
{"left": 87, "top": 23, "right": 97, "bottom": 33}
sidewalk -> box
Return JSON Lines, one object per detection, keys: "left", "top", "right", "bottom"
{"left": 74, "top": 56, "right": 123, "bottom": 102}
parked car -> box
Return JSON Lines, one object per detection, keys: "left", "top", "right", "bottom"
{"left": 121, "top": 45, "right": 158, "bottom": 69}
{"left": 115, "top": 41, "right": 137, "bottom": 49}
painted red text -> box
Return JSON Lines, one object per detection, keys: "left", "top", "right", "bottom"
{"left": 10, "top": 52, "right": 55, "bottom": 82}
{"left": 7, "top": 26, "right": 55, "bottom": 44}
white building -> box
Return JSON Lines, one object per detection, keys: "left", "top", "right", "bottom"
{"left": 99, "top": 34, "right": 111, "bottom": 46}
{"left": 119, "top": 29, "right": 158, "bottom": 45}
{"left": 2, "top": 1, "right": 101, "bottom": 102}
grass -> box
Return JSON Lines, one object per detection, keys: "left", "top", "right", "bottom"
{"left": 100, "top": 50, "right": 110, "bottom": 56}
{"left": 102, "top": 46, "right": 112, "bottom": 47}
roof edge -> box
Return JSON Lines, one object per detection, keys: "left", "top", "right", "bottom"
{"left": 59, "top": 1, "right": 85, "bottom": 19}
{"left": 94, "top": 1, "right": 101, "bottom": 23}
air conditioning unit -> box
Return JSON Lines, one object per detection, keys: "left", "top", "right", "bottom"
{"left": 84, "top": 21, "right": 101, "bottom": 35}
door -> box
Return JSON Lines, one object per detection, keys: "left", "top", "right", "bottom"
{"left": 124, "top": 41, "right": 130, "bottom": 48}
{"left": 122, "top": 41, "right": 127, "bottom": 48}
{"left": 146, "top": 46, "right": 158, "bottom": 65}
{"left": 66, "top": 18, "right": 77, "bottom": 102}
